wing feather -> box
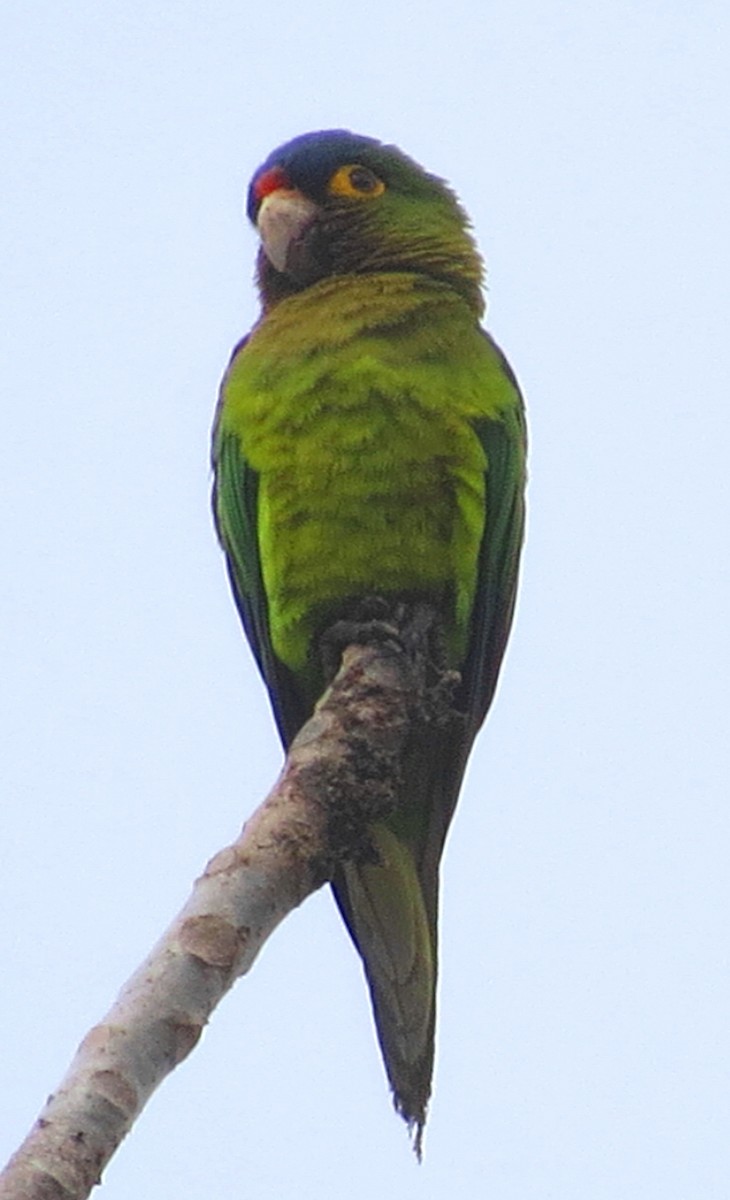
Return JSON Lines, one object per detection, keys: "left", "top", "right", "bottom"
{"left": 212, "top": 354, "right": 306, "bottom": 744}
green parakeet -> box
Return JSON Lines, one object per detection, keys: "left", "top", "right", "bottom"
{"left": 212, "top": 130, "right": 526, "bottom": 1148}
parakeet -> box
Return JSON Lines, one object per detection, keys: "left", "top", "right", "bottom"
{"left": 212, "top": 130, "right": 526, "bottom": 1149}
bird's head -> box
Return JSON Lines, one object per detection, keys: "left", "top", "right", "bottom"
{"left": 247, "top": 130, "right": 484, "bottom": 314}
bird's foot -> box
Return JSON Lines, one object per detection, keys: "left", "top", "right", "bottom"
{"left": 320, "top": 595, "right": 436, "bottom": 682}
{"left": 320, "top": 617, "right": 402, "bottom": 685}
{"left": 320, "top": 597, "right": 459, "bottom": 714}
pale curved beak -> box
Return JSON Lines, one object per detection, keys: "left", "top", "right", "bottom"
{"left": 256, "top": 190, "right": 318, "bottom": 274}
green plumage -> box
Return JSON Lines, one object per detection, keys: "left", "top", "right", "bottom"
{"left": 212, "top": 130, "right": 526, "bottom": 1149}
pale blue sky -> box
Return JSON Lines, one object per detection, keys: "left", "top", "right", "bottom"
{"left": 2, "top": 2, "right": 729, "bottom": 1196}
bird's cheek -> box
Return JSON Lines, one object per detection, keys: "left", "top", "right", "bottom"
{"left": 257, "top": 190, "right": 319, "bottom": 276}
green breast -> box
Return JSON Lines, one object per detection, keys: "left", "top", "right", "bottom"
{"left": 220, "top": 273, "right": 514, "bottom": 673}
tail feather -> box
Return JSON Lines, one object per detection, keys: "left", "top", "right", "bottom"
{"left": 332, "top": 721, "right": 474, "bottom": 1154}
{"left": 334, "top": 824, "right": 437, "bottom": 1153}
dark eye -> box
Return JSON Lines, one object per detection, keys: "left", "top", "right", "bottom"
{"left": 348, "top": 166, "right": 380, "bottom": 193}
{"left": 328, "top": 164, "right": 386, "bottom": 200}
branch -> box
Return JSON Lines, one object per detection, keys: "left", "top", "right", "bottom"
{"left": 0, "top": 639, "right": 418, "bottom": 1200}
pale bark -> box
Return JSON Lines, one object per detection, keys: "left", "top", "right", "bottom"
{"left": 0, "top": 640, "right": 417, "bottom": 1200}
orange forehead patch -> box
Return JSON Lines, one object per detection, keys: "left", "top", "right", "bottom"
{"left": 253, "top": 166, "right": 292, "bottom": 201}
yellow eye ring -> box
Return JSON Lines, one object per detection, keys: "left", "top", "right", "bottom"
{"left": 328, "top": 164, "right": 386, "bottom": 199}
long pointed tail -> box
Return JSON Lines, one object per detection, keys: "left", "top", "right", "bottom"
{"left": 334, "top": 823, "right": 437, "bottom": 1154}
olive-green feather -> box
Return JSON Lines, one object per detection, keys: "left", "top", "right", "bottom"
{"left": 213, "top": 273, "right": 524, "bottom": 1133}
{"left": 216, "top": 274, "right": 518, "bottom": 674}
{"left": 212, "top": 130, "right": 526, "bottom": 1150}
